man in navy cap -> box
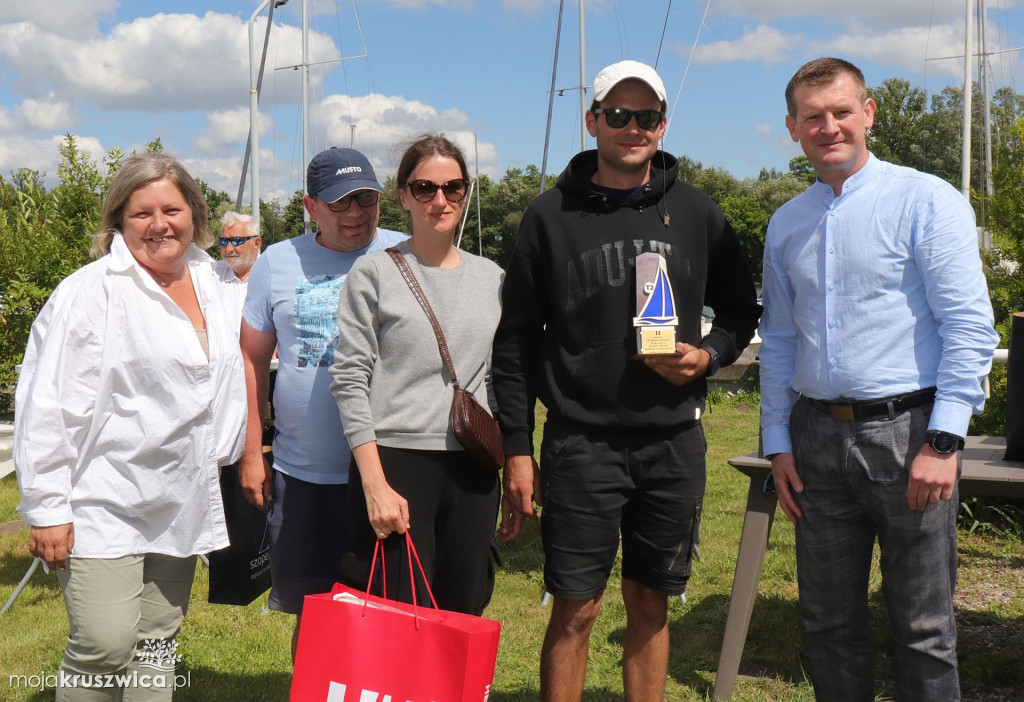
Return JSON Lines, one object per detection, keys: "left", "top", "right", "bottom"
{"left": 238, "top": 147, "right": 406, "bottom": 658}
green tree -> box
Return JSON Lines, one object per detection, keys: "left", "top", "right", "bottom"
{"left": 283, "top": 189, "right": 308, "bottom": 239}
{"left": 868, "top": 78, "right": 929, "bottom": 169}
{"left": 719, "top": 193, "right": 770, "bottom": 275}
{"left": 196, "top": 179, "right": 232, "bottom": 225}
{"left": 378, "top": 175, "right": 407, "bottom": 234}
{"left": 787, "top": 155, "right": 816, "bottom": 185}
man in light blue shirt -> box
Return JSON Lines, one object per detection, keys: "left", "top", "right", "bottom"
{"left": 760, "top": 57, "right": 998, "bottom": 701}
{"left": 239, "top": 147, "right": 405, "bottom": 659}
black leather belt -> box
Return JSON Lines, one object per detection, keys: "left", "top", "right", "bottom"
{"left": 804, "top": 387, "right": 936, "bottom": 421}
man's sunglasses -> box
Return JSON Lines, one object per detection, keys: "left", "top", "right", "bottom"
{"left": 326, "top": 190, "right": 380, "bottom": 212}
{"left": 593, "top": 107, "right": 664, "bottom": 131}
{"left": 219, "top": 236, "right": 258, "bottom": 246}
{"left": 406, "top": 179, "right": 470, "bottom": 204}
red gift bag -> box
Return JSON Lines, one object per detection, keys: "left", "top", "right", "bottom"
{"left": 290, "top": 533, "right": 501, "bottom": 702}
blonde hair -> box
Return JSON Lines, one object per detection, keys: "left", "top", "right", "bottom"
{"left": 90, "top": 153, "right": 211, "bottom": 258}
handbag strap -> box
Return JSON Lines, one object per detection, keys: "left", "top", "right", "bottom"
{"left": 385, "top": 247, "right": 460, "bottom": 388}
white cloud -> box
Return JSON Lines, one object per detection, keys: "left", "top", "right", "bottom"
{"left": 367, "top": 0, "right": 473, "bottom": 10}
{"left": 754, "top": 121, "right": 772, "bottom": 136}
{"left": 17, "top": 99, "right": 79, "bottom": 132}
{"left": 711, "top": 0, "right": 972, "bottom": 29}
{"left": 0, "top": 12, "right": 339, "bottom": 112}
{"left": 194, "top": 108, "right": 271, "bottom": 155}
{"left": 691, "top": 21, "right": 968, "bottom": 79}
{"left": 502, "top": 0, "right": 546, "bottom": 14}
{"left": 0, "top": 98, "right": 78, "bottom": 135}
{"left": 805, "top": 24, "right": 966, "bottom": 79}
{"left": 313, "top": 92, "right": 479, "bottom": 168}
{"left": 0, "top": 134, "right": 107, "bottom": 180}
{"left": 0, "top": 0, "right": 119, "bottom": 37}
{"left": 692, "top": 25, "right": 798, "bottom": 65}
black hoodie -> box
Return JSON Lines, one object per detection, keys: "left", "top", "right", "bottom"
{"left": 493, "top": 150, "right": 761, "bottom": 455}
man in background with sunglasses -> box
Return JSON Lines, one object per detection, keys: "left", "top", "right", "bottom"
{"left": 494, "top": 60, "right": 760, "bottom": 701}
{"left": 217, "top": 211, "right": 262, "bottom": 282}
{"left": 238, "top": 147, "right": 406, "bottom": 660}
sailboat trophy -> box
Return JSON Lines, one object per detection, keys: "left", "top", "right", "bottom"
{"left": 633, "top": 252, "right": 678, "bottom": 357}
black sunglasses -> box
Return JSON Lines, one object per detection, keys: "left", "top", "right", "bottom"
{"left": 406, "top": 179, "right": 469, "bottom": 204}
{"left": 219, "top": 236, "right": 257, "bottom": 246}
{"left": 326, "top": 190, "right": 380, "bottom": 212}
{"left": 593, "top": 107, "right": 664, "bottom": 130}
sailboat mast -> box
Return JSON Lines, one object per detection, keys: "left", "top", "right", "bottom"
{"left": 961, "top": 0, "right": 974, "bottom": 199}
{"left": 302, "top": 0, "right": 311, "bottom": 232}
{"left": 980, "top": 0, "right": 993, "bottom": 198}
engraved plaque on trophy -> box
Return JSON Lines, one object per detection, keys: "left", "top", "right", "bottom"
{"left": 633, "top": 252, "right": 678, "bottom": 358}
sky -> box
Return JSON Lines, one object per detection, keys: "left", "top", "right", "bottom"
{"left": 1, "top": 0, "right": 1022, "bottom": 205}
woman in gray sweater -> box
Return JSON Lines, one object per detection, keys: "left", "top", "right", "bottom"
{"left": 329, "top": 134, "right": 503, "bottom": 615}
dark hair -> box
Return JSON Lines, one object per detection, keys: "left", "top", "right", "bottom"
{"left": 785, "top": 57, "right": 868, "bottom": 118}
{"left": 91, "top": 153, "right": 211, "bottom": 258}
{"left": 395, "top": 133, "right": 469, "bottom": 189}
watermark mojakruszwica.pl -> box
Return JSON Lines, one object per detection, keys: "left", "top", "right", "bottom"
{"left": 9, "top": 670, "right": 194, "bottom": 692}
{"left": 9, "top": 637, "right": 192, "bottom": 692}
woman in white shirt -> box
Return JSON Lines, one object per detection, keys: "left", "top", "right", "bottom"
{"left": 14, "top": 153, "right": 246, "bottom": 701}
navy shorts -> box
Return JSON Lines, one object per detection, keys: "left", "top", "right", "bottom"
{"left": 266, "top": 470, "right": 349, "bottom": 614}
{"left": 539, "top": 418, "right": 706, "bottom": 600}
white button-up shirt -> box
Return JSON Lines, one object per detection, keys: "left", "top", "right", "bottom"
{"left": 14, "top": 234, "right": 247, "bottom": 558}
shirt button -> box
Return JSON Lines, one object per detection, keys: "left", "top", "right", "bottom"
{"left": 828, "top": 284, "right": 835, "bottom": 292}
{"left": 829, "top": 247, "right": 836, "bottom": 254}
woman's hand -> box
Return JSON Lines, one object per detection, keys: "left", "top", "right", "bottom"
{"left": 352, "top": 442, "right": 410, "bottom": 539}
{"left": 364, "top": 482, "right": 410, "bottom": 539}
{"left": 29, "top": 523, "right": 74, "bottom": 571}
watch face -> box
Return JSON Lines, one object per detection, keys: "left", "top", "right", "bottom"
{"left": 930, "top": 431, "right": 958, "bottom": 454}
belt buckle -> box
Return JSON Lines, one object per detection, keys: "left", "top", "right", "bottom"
{"left": 829, "top": 404, "right": 856, "bottom": 421}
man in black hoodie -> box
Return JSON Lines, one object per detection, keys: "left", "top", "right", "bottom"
{"left": 493, "top": 60, "right": 761, "bottom": 701}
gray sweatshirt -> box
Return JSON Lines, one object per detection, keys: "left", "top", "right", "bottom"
{"left": 330, "top": 239, "right": 503, "bottom": 451}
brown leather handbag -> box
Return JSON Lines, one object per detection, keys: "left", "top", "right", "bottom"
{"left": 386, "top": 248, "right": 504, "bottom": 472}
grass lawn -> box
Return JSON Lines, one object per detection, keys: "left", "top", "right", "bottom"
{"left": 2, "top": 392, "right": 1022, "bottom": 700}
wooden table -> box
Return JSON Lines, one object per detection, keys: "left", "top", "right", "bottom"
{"left": 713, "top": 435, "right": 1024, "bottom": 700}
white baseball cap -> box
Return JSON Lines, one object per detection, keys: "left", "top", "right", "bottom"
{"left": 592, "top": 60, "right": 667, "bottom": 104}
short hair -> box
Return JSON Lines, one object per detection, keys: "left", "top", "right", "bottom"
{"left": 395, "top": 133, "right": 469, "bottom": 189}
{"left": 221, "top": 210, "right": 259, "bottom": 238}
{"left": 785, "top": 57, "right": 868, "bottom": 118}
{"left": 91, "top": 153, "right": 211, "bottom": 258}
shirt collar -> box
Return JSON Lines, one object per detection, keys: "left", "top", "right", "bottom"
{"left": 809, "top": 152, "right": 879, "bottom": 203}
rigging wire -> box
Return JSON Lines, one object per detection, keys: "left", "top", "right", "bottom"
{"left": 664, "top": 0, "right": 712, "bottom": 144}
{"left": 331, "top": 0, "right": 356, "bottom": 148}
{"left": 613, "top": 0, "right": 630, "bottom": 61}
{"left": 351, "top": 0, "right": 393, "bottom": 167}
{"left": 539, "top": 0, "right": 566, "bottom": 195}
{"left": 654, "top": 0, "right": 674, "bottom": 70}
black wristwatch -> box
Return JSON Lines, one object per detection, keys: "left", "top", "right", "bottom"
{"left": 925, "top": 430, "right": 965, "bottom": 455}
{"left": 703, "top": 346, "right": 721, "bottom": 377}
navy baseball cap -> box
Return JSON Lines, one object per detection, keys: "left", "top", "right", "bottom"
{"left": 306, "top": 147, "right": 383, "bottom": 203}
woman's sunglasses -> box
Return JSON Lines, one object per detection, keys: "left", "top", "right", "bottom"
{"left": 593, "top": 107, "right": 664, "bottom": 131}
{"left": 406, "top": 179, "right": 470, "bottom": 204}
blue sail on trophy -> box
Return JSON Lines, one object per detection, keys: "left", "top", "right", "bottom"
{"left": 633, "top": 252, "right": 678, "bottom": 357}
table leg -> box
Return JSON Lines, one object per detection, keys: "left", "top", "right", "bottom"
{"left": 713, "top": 476, "right": 778, "bottom": 699}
